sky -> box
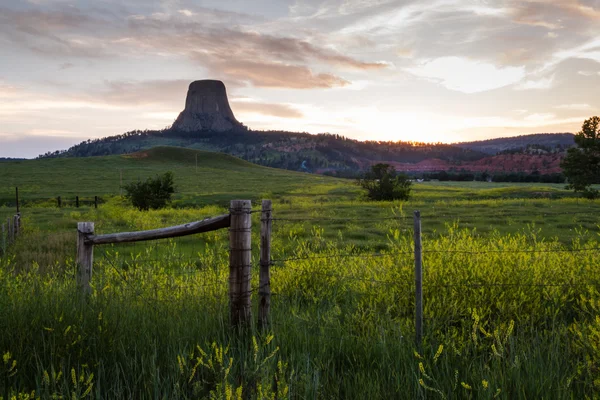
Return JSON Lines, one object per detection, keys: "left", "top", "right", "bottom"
{"left": 1, "top": 0, "right": 599, "bottom": 158}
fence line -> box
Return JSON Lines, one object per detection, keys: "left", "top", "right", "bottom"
{"left": 6, "top": 200, "right": 585, "bottom": 344}
{"left": 0, "top": 213, "right": 21, "bottom": 256}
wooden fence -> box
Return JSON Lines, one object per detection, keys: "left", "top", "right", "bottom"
{"left": 1, "top": 213, "right": 21, "bottom": 256}
{"left": 76, "top": 199, "right": 272, "bottom": 328}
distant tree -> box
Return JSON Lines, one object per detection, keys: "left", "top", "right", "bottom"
{"left": 561, "top": 116, "right": 600, "bottom": 198}
{"left": 123, "top": 172, "right": 175, "bottom": 211}
{"left": 359, "top": 164, "right": 412, "bottom": 201}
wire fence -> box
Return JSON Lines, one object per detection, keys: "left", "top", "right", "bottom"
{"left": 267, "top": 210, "right": 600, "bottom": 343}
{"left": 3, "top": 204, "right": 600, "bottom": 344}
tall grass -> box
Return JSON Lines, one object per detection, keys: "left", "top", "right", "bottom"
{"left": 1, "top": 215, "right": 600, "bottom": 398}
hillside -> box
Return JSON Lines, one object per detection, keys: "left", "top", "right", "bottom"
{"left": 0, "top": 146, "right": 337, "bottom": 206}
{"left": 39, "top": 128, "right": 578, "bottom": 176}
{"left": 454, "top": 133, "right": 575, "bottom": 154}
{"left": 384, "top": 153, "right": 563, "bottom": 174}
{"left": 39, "top": 128, "right": 489, "bottom": 171}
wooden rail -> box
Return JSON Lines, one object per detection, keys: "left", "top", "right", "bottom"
{"left": 76, "top": 200, "right": 273, "bottom": 328}
{"left": 85, "top": 214, "right": 230, "bottom": 245}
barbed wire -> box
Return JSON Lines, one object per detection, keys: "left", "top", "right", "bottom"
{"left": 423, "top": 247, "right": 600, "bottom": 254}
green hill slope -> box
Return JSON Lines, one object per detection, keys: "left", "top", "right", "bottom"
{"left": 0, "top": 146, "right": 337, "bottom": 206}
{"left": 40, "top": 128, "right": 488, "bottom": 174}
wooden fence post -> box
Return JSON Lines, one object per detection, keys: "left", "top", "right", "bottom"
{"left": 414, "top": 210, "right": 423, "bottom": 348}
{"left": 1, "top": 223, "right": 5, "bottom": 255}
{"left": 229, "top": 200, "right": 252, "bottom": 327}
{"left": 76, "top": 196, "right": 79, "bottom": 208}
{"left": 13, "top": 214, "right": 19, "bottom": 239}
{"left": 259, "top": 199, "right": 272, "bottom": 329}
{"left": 15, "top": 187, "right": 19, "bottom": 214}
{"left": 8, "top": 217, "right": 13, "bottom": 244}
{"left": 77, "top": 222, "right": 94, "bottom": 296}
{"left": 57, "top": 196, "right": 62, "bottom": 208}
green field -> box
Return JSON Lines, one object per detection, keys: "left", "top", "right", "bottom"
{"left": 1, "top": 147, "right": 600, "bottom": 399}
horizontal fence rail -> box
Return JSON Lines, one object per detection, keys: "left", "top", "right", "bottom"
{"left": 85, "top": 214, "right": 230, "bottom": 245}
{"left": 76, "top": 201, "right": 271, "bottom": 329}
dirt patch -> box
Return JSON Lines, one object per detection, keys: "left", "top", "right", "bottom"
{"left": 124, "top": 151, "right": 150, "bottom": 159}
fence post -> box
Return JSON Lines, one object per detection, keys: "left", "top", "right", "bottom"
{"left": 13, "top": 214, "right": 19, "bottom": 239}
{"left": 77, "top": 222, "right": 94, "bottom": 296}
{"left": 229, "top": 200, "right": 252, "bottom": 327}
{"left": 57, "top": 196, "right": 62, "bottom": 208}
{"left": 259, "top": 199, "right": 272, "bottom": 329}
{"left": 8, "top": 217, "right": 13, "bottom": 244}
{"left": 15, "top": 187, "right": 19, "bottom": 214}
{"left": 1, "top": 223, "right": 5, "bottom": 255}
{"left": 94, "top": 196, "right": 98, "bottom": 209}
{"left": 76, "top": 196, "right": 79, "bottom": 208}
{"left": 414, "top": 210, "right": 423, "bottom": 348}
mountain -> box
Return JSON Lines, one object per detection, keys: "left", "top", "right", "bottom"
{"left": 172, "top": 80, "right": 244, "bottom": 132}
{"left": 454, "top": 133, "right": 575, "bottom": 154}
{"left": 37, "top": 79, "right": 576, "bottom": 176}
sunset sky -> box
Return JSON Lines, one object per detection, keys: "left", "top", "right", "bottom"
{"left": 1, "top": 0, "right": 599, "bottom": 158}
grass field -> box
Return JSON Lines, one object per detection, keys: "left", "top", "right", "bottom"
{"left": 1, "top": 147, "right": 600, "bottom": 399}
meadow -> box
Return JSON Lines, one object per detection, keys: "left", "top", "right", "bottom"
{"left": 1, "top": 147, "right": 600, "bottom": 399}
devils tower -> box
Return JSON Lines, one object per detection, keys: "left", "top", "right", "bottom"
{"left": 171, "top": 80, "right": 242, "bottom": 132}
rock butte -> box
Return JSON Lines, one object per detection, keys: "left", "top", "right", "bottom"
{"left": 171, "top": 80, "right": 241, "bottom": 132}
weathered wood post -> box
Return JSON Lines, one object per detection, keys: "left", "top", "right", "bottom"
{"left": 76, "top": 196, "right": 79, "bottom": 208}
{"left": 94, "top": 196, "right": 98, "bottom": 209}
{"left": 57, "top": 196, "right": 62, "bottom": 208}
{"left": 8, "top": 217, "right": 13, "bottom": 244}
{"left": 13, "top": 214, "right": 19, "bottom": 239}
{"left": 1, "top": 223, "right": 5, "bottom": 255}
{"left": 414, "top": 210, "right": 423, "bottom": 348}
{"left": 15, "top": 187, "right": 19, "bottom": 214}
{"left": 229, "top": 200, "right": 252, "bottom": 327}
{"left": 77, "top": 222, "right": 94, "bottom": 296}
{"left": 259, "top": 199, "right": 272, "bottom": 329}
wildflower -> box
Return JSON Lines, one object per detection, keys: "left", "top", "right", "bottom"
{"left": 461, "top": 382, "right": 472, "bottom": 390}
{"left": 434, "top": 344, "right": 444, "bottom": 364}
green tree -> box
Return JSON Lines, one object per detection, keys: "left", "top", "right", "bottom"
{"left": 123, "top": 171, "right": 175, "bottom": 210}
{"left": 561, "top": 116, "right": 600, "bottom": 198}
{"left": 359, "top": 163, "right": 412, "bottom": 201}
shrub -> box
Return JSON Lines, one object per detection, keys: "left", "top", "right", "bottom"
{"left": 358, "top": 163, "right": 412, "bottom": 201}
{"left": 123, "top": 172, "right": 175, "bottom": 211}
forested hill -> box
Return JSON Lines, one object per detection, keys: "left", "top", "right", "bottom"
{"left": 38, "top": 128, "right": 487, "bottom": 173}
{"left": 454, "top": 133, "right": 575, "bottom": 154}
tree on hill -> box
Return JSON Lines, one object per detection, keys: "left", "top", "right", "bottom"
{"left": 561, "top": 116, "right": 600, "bottom": 198}
{"left": 359, "top": 164, "right": 412, "bottom": 201}
{"left": 123, "top": 172, "right": 175, "bottom": 210}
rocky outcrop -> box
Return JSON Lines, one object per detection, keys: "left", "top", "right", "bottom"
{"left": 171, "top": 80, "right": 241, "bottom": 132}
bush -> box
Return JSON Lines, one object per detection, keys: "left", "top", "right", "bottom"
{"left": 123, "top": 172, "right": 175, "bottom": 211}
{"left": 358, "top": 164, "right": 411, "bottom": 201}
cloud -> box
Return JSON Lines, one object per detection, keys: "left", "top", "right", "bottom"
{"left": 554, "top": 103, "right": 592, "bottom": 110}
{"left": 0, "top": 134, "right": 84, "bottom": 158}
{"left": 200, "top": 57, "right": 349, "bottom": 89}
{"left": 0, "top": 4, "right": 386, "bottom": 90}
{"left": 517, "top": 75, "right": 555, "bottom": 90}
{"left": 407, "top": 57, "right": 525, "bottom": 93}
{"left": 93, "top": 79, "right": 190, "bottom": 106}
{"left": 231, "top": 100, "right": 304, "bottom": 118}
